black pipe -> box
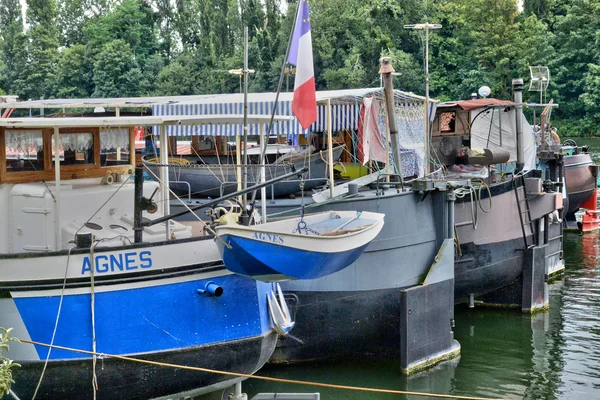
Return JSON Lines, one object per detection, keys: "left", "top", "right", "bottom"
{"left": 134, "top": 166, "right": 144, "bottom": 243}
{"left": 143, "top": 167, "right": 308, "bottom": 227}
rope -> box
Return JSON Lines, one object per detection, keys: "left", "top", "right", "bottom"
{"left": 89, "top": 242, "right": 99, "bottom": 396}
{"left": 145, "top": 157, "right": 191, "bottom": 165}
{"left": 31, "top": 247, "right": 73, "bottom": 400}
{"left": 17, "top": 339, "right": 499, "bottom": 400}
{"left": 74, "top": 173, "right": 133, "bottom": 238}
{"left": 142, "top": 166, "right": 233, "bottom": 250}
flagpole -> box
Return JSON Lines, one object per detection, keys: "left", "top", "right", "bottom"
{"left": 249, "top": 2, "right": 302, "bottom": 205}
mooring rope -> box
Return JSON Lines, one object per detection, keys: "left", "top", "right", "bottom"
{"left": 18, "top": 339, "right": 499, "bottom": 400}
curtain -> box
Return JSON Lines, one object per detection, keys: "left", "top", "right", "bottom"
{"left": 5, "top": 130, "right": 44, "bottom": 152}
{"left": 100, "top": 129, "right": 129, "bottom": 150}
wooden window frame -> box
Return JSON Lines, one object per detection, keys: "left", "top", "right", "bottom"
{"left": 0, "top": 127, "right": 135, "bottom": 184}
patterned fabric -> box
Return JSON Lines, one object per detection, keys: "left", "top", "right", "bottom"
{"left": 375, "top": 101, "right": 425, "bottom": 178}
{"left": 100, "top": 128, "right": 130, "bottom": 150}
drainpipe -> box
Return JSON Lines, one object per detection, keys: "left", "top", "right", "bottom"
{"left": 512, "top": 78, "right": 525, "bottom": 172}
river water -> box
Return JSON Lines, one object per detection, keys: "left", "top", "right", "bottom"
{"left": 204, "top": 138, "right": 600, "bottom": 400}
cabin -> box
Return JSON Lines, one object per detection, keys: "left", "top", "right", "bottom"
{"left": 0, "top": 118, "right": 198, "bottom": 254}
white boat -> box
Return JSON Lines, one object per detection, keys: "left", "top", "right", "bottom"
{"left": 215, "top": 211, "right": 385, "bottom": 281}
{"left": 0, "top": 114, "right": 295, "bottom": 399}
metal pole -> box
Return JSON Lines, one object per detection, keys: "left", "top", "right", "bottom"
{"left": 258, "top": 2, "right": 302, "bottom": 164}
{"left": 159, "top": 124, "right": 171, "bottom": 239}
{"left": 236, "top": 135, "right": 242, "bottom": 197}
{"left": 242, "top": 26, "right": 249, "bottom": 208}
{"left": 447, "top": 189, "right": 455, "bottom": 240}
{"left": 260, "top": 124, "right": 267, "bottom": 223}
{"left": 327, "top": 99, "right": 335, "bottom": 198}
{"left": 424, "top": 24, "right": 430, "bottom": 175}
{"left": 379, "top": 57, "right": 404, "bottom": 186}
{"left": 512, "top": 78, "right": 525, "bottom": 172}
{"left": 404, "top": 23, "right": 441, "bottom": 174}
{"left": 53, "top": 127, "right": 62, "bottom": 249}
{"left": 133, "top": 167, "right": 144, "bottom": 243}
{"left": 145, "top": 167, "right": 308, "bottom": 226}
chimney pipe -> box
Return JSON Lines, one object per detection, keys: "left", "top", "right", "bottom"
{"left": 512, "top": 78, "right": 525, "bottom": 172}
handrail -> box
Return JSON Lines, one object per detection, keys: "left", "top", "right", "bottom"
{"left": 170, "top": 180, "right": 191, "bottom": 200}
{"left": 142, "top": 167, "right": 308, "bottom": 227}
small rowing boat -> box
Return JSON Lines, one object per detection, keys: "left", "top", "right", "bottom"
{"left": 215, "top": 211, "right": 385, "bottom": 281}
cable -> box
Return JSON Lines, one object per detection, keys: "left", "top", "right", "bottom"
{"left": 31, "top": 247, "right": 73, "bottom": 400}
{"left": 20, "top": 339, "right": 500, "bottom": 400}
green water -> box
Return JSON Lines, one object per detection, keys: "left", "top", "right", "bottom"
{"left": 210, "top": 139, "right": 600, "bottom": 400}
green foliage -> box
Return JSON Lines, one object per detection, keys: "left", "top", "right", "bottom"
{"left": 0, "top": 328, "right": 20, "bottom": 397}
{"left": 92, "top": 40, "right": 141, "bottom": 97}
{"left": 55, "top": 44, "right": 91, "bottom": 98}
{"left": 0, "top": 0, "right": 597, "bottom": 135}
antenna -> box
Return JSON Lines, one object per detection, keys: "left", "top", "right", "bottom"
{"left": 529, "top": 66, "right": 550, "bottom": 104}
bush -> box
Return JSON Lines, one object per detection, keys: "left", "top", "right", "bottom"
{"left": 0, "top": 328, "right": 20, "bottom": 397}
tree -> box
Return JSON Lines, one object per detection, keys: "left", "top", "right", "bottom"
{"left": 0, "top": 0, "right": 25, "bottom": 94}
{"left": 55, "top": 44, "right": 91, "bottom": 98}
{"left": 92, "top": 40, "right": 141, "bottom": 97}
{"left": 11, "top": 0, "right": 61, "bottom": 100}
{"left": 548, "top": 0, "right": 600, "bottom": 135}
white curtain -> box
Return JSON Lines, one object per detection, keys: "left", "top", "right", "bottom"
{"left": 100, "top": 128, "right": 129, "bottom": 149}
{"left": 5, "top": 130, "right": 43, "bottom": 152}
{"left": 52, "top": 133, "right": 94, "bottom": 152}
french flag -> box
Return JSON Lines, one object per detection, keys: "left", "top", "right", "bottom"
{"left": 288, "top": 0, "right": 317, "bottom": 130}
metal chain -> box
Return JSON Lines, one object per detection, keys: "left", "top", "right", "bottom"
{"left": 293, "top": 177, "right": 320, "bottom": 235}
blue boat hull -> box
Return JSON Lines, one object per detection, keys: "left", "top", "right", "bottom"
{"left": 11, "top": 332, "right": 278, "bottom": 400}
{"left": 4, "top": 265, "right": 276, "bottom": 399}
{"left": 219, "top": 235, "right": 369, "bottom": 281}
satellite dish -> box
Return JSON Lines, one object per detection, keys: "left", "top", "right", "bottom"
{"left": 478, "top": 86, "right": 491, "bottom": 98}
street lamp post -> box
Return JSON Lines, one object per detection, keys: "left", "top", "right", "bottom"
{"left": 404, "top": 22, "right": 441, "bottom": 174}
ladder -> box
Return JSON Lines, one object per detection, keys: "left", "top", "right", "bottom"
{"left": 513, "top": 174, "right": 536, "bottom": 249}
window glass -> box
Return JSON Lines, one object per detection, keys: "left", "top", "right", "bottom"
{"left": 5, "top": 130, "right": 44, "bottom": 172}
{"left": 440, "top": 112, "right": 457, "bottom": 133}
{"left": 100, "top": 128, "right": 130, "bottom": 166}
{"left": 51, "top": 133, "right": 95, "bottom": 165}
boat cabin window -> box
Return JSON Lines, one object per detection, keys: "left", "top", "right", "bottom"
{"left": 52, "top": 132, "right": 95, "bottom": 165}
{"left": 1, "top": 126, "right": 134, "bottom": 184}
{"left": 5, "top": 129, "right": 44, "bottom": 172}
{"left": 100, "top": 128, "right": 130, "bottom": 166}
{"left": 440, "top": 112, "right": 456, "bottom": 133}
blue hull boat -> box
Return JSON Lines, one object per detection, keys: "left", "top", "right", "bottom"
{"left": 215, "top": 211, "right": 385, "bottom": 281}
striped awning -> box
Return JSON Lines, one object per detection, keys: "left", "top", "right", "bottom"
{"left": 153, "top": 99, "right": 361, "bottom": 137}
{"left": 151, "top": 88, "right": 426, "bottom": 137}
